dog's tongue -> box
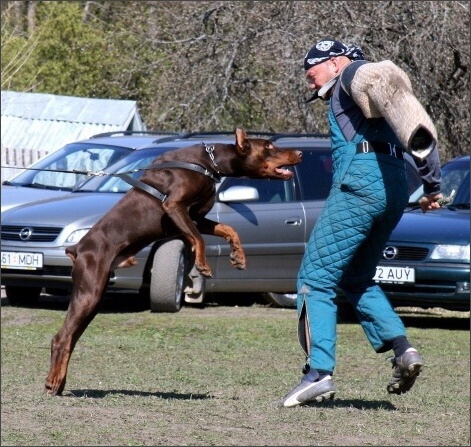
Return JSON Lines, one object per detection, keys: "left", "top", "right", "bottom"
{"left": 276, "top": 167, "right": 291, "bottom": 176}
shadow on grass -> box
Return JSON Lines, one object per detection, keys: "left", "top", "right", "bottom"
{"left": 65, "top": 389, "right": 214, "bottom": 400}
{"left": 0, "top": 293, "right": 150, "bottom": 313}
{"left": 400, "top": 313, "right": 470, "bottom": 330}
{"left": 2, "top": 293, "right": 469, "bottom": 330}
{"left": 339, "top": 314, "right": 469, "bottom": 330}
{"left": 1, "top": 291, "right": 266, "bottom": 313}
{"left": 338, "top": 304, "right": 469, "bottom": 331}
{"left": 303, "top": 398, "right": 397, "bottom": 411}
{"left": 65, "top": 389, "right": 397, "bottom": 410}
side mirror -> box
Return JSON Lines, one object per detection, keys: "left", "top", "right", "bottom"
{"left": 218, "top": 186, "right": 260, "bottom": 202}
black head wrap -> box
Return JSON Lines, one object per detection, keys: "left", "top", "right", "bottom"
{"left": 304, "top": 38, "right": 365, "bottom": 71}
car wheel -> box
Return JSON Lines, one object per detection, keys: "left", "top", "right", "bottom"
{"left": 149, "top": 239, "right": 187, "bottom": 313}
{"left": 5, "top": 285, "right": 42, "bottom": 306}
{"left": 262, "top": 292, "right": 297, "bottom": 308}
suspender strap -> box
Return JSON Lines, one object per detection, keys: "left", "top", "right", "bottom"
{"left": 356, "top": 141, "right": 404, "bottom": 159}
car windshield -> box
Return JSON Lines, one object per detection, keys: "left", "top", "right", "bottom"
{"left": 408, "top": 156, "right": 470, "bottom": 207}
{"left": 76, "top": 148, "right": 171, "bottom": 193}
{"left": 2, "top": 142, "right": 132, "bottom": 191}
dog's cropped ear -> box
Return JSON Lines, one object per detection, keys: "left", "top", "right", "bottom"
{"left": 235, "top": 128, "right": 248, "bottom": 152}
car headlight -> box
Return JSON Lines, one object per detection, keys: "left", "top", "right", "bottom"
{"left": 430, "top": 244, "right": 470, "bottom": 262}
{"left": 65, "top": 229, "right": 90, "bottom": 244}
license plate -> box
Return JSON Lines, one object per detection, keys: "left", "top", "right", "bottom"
{"left": 374, "top": 266, "right": 415, "bottom": 284}
{"left": 1, "top": 251, "right": 44, "bottom": 270}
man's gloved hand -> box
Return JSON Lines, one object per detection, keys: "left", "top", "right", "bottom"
{"left": 419, "top": 193, "right": 443, "bottom": 213}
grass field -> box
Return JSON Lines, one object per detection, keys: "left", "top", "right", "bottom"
{"left": 1, "top": 293, "right": 469, "bottom": 446}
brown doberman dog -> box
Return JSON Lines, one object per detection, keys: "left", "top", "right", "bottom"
{"left": 45, "top": 128, "right": 302, "bottom": 395}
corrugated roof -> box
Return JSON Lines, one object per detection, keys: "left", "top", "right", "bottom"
{"left": 1, "top": 90, "right": 146, "bottom": 180}
{"left": 1, "top": 90, "right": 145, "bottom": 150}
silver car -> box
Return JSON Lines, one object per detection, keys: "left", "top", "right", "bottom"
{"left": 1, "top": 133, "right": 422, "bottom": 311}
{"left": 1, "top": 131, "right": 184, "bottom": 213}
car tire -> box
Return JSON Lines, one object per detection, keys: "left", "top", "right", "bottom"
{"left": 149, "top": 239, "right": 187, "bottom": 313}
{"left": 262, "top": 292, "right": 297, "bottom": 308}
{"left": 5, "top": 285, "right": 42, "bottom": 306}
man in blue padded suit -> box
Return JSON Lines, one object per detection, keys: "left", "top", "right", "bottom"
{"left": 279, "top": 38, "right": 443, "bottom": 407}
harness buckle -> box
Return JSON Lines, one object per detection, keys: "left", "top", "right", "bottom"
{"left": 361, "top": 141, "right": 370, "bottom": 153}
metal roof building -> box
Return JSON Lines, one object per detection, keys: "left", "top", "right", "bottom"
{"left": 1, "top": 90, "right": 146, "bottom": 181}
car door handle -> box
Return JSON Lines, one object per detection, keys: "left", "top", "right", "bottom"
{"left": 285, "top": 217, "right": 302, "bottom": 226}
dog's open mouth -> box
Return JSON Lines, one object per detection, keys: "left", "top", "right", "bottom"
{"left": 275, "top": 166, "right": 294, "bottom": 179}
{"left": 276, "top": 166, "right": 292, "bottom": 174}
{"left": 272, "top": 150, "right": 302, "bottom": 179}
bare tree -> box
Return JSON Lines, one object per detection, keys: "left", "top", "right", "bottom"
{"left": 1, "top": 1, "right": 468, "bottom": 159}
{"left": 128, "top": 1, "right": 468, "bottom": 159}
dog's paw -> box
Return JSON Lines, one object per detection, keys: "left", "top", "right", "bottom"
{"left": 230, "top": 258, "right": 246, "bottom": 269}
{"left": 232, "top": 262, "right": 246, "bottom": 270}
{"left": 230, "top": 251, "right": 246, "bottom": 270}
{"left": 195, "top": 263, "right": 212, "bottom": 278}
{"left": 44, "top": 379, "right": 65, "bottom": 396}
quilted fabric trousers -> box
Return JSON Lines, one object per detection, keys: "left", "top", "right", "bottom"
{"left": 297, "top": 115, "right": 410, "bottom": 374}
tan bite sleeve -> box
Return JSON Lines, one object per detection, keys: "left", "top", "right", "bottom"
{"left": 350, "top": 60, "right": 437, "bottom": 158}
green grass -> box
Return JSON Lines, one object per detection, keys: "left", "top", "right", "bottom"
{"left": 1, "top": 299, "right": 469, "bottom": 446}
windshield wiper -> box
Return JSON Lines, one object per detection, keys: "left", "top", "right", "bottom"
{"left": 73, "top": 189, "right": 128, "bottom": 194}
{"left": 8, "top": 183, "right": 73, "bottom": 191}
{"left": 448, "top": 203, "right": 470, "bottom": 210}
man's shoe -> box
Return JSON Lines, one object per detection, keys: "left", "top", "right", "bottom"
{"left": 278, "top": 373, "right": 336, "bottom": 408}
{"left": 386, "top": 348, "right": 423, "bottom": 395}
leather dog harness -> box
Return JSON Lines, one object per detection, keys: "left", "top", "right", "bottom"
{"left": 115, "top": 144, "right": 222, "bottom": 202}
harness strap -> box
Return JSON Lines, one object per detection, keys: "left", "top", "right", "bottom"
{"left": 114, "top": 160, "right": 221, "bottom": 203}
{"left": 114, "top": 173, "right": 167, "bottom": 202}
{"left": 153, "top": 161, "right": 221, "bottom": 183}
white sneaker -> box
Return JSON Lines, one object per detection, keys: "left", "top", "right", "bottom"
{"left": 278, "top": 374, "right": 336, "bottom": 408}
